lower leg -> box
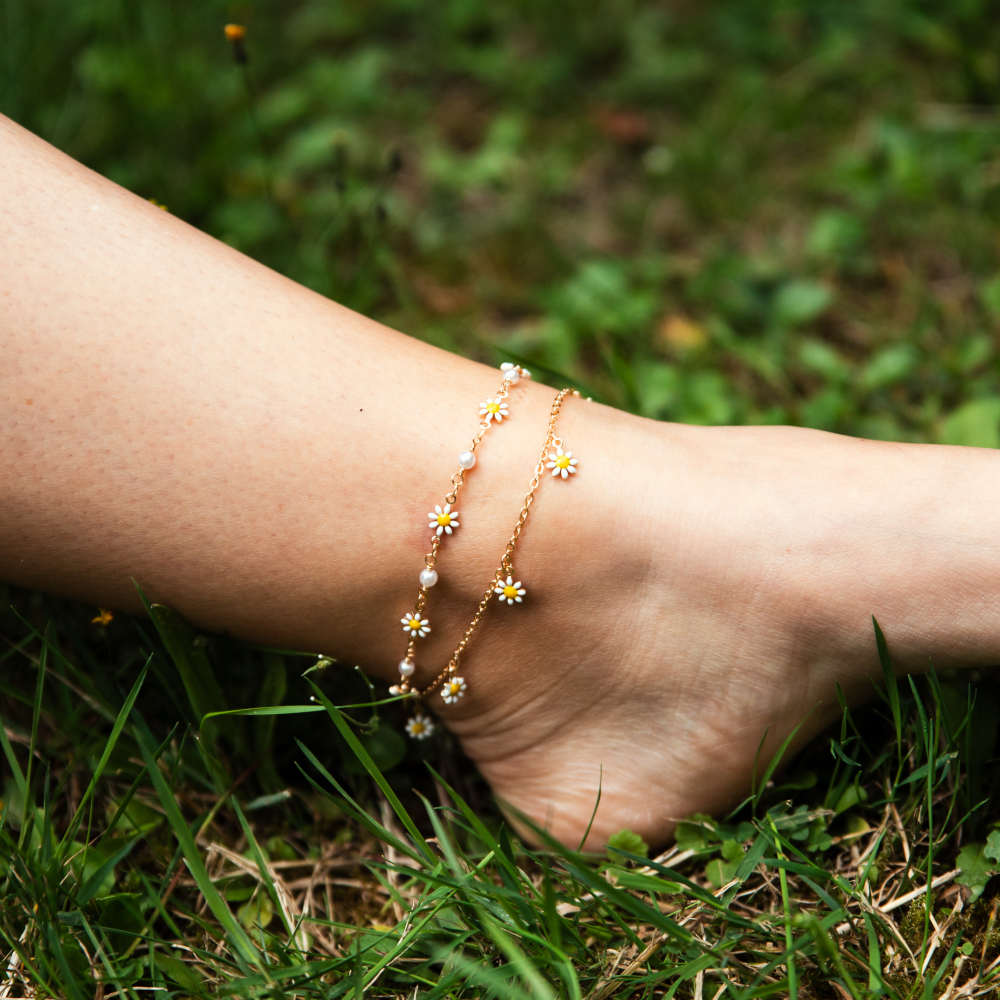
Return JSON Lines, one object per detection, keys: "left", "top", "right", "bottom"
{"left": 4, "top": 116, "right": 1000, "bottom": 849}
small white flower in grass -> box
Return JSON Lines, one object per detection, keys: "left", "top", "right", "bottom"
{"left": 546, "top": 447, "right": 578, "bottom": 479}
{"left": 406, "top": 714, "right": 435, "bottom": 740}
{"left": 494, "top": 574, "right": 526, "bottom": 605}
{"left": 427, "top": 503, "right": 460, "bottom": 536}
{"left": 401, "top": 612, "right": 430, "bottom": 638}
{"left": 441, "top": 676, "right": 467, "bottom": 704}
{"left": 479, "top": 397, "right": 509, "bottom": 423}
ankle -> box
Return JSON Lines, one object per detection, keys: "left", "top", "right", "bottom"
{"left": 427, "top": 401, "right": 666, "bottom": 722}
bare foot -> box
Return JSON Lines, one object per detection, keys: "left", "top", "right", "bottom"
{"left": 434, "top": 416, "right": 1000, "bottom": 849}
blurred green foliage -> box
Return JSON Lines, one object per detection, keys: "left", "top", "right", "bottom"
{"left": 4, "top": 0, "right": 1000, "bottom": 440}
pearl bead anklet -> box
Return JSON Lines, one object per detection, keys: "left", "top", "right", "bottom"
{"left": 393, "top": 363, "right": 580, "bottom": 740}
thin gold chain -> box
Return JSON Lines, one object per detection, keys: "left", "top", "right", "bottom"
{"left": 416, "top": 386, "right": 579, "bottom": 698}
{"left": 391, "top": 367, "right": 581, "bottom": 738}
{"left": 400, "top": 376, "right": 520, "bottom": 665}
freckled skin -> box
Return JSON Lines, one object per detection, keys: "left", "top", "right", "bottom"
{"left": 5, "top": 114, "right": 1000, "bottom": 849}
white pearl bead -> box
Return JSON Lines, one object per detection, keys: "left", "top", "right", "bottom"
{"left": 419, "top": 568, "right": 439, "bottom": 588}
{"left": 458, "top": 451, "right": 476, "bottom": 470}
{"left": 503, "top": 368, "right": 520, "bottom": 383}
{"left": 398, "top": 659, "right": 415, "bottom": 677}
{"left": 389, "top": 684, "right": 401, "bottom": 695}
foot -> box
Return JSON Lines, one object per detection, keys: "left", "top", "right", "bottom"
{"left": 436, "top": 415, "right": 1000, "bottom": 849}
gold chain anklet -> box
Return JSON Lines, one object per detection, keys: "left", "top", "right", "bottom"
{"left": 392, "top": 363, "right": 580, "bottom": 740}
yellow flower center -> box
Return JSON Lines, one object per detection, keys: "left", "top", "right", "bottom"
{"left": 556, "top": 455, "right": 571, "bottom": 468}
{"left": 503, "top": 585, "right": 519, "bottom": 598}
{"left": 409, "top": 618, "right": 422, "bottom": 629}
{"left": 437, "top": 513, "right": 451, "bottom": 526}
{"left": 487, "top": 402, "right": 500, "bottom": 413}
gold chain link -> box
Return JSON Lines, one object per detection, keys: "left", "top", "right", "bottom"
{"left": 416, "top": 386, "right": 579, "bottom": 698}
{"left": 442, "top": 378, "right": 514, "bottom": 505}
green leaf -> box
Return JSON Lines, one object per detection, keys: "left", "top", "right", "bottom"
{"left": 635, "top": 362, "right": 679, "bottom": 418}
{"left": 76, "top": 836, "right": 141, "bottom": 906}
{"left": 979, "top": 273, "right": 1000, "bottom": 318}
{"left": 938, "top": 398, "right": 1000, "bottom": 448}
{"left": 983, "top": 829, "right": 1000, "bottom": 864}
{"left": 720, "top": 838, "right": 745, "bottom": 864}
{"left": 806, "top": 209, "right": 865, "bottom": 261}
{"left": 799, "top": 339, "right": 850, "bottom": 382}
{"left": 773, "top": 279, "right": 833, "bottom": 326}
{"left": 606, "top": 829, "right": 649, "bottom": 861}
{"left": 93, "top": 893, "right": 145, "bottom": 942}
{"left": 674, "top": 814, "right": 716, "bottom": 852}
{"left": 154, "top": 953, "right": 204, "bottom": 992}
{"left": 359, "top": 722, "right": 407, "bottom": 773}
{"left": 832, "top": 781, "right": 867, "bottom": 815}
{"left": 705, "top": 856, "right": 739, "bottom": 889}
{"left": 956, "top": 843, "right": 995, "bottom": 902}
{"left": 237, "top": 892, "right": 274, "bottom": 931}
{"left": 861, "top": 343, "right": 919, "bottom": 391}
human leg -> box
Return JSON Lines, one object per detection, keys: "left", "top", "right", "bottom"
{"left": 4, "top": 114, "right": 1000, "bottom": 849}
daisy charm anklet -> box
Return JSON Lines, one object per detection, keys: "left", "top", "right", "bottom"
{"left": 391, "top": 364, "right": 581, "bottom": 740}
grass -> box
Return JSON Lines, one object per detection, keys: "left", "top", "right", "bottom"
{"left": 4, "top": 0, "right": 1000, "bottom": 995}
{"left": 4, "top": 597, "right": 1000, "bottom": 998}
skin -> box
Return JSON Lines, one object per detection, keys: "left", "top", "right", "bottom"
{"left": 4, "top": 114, "right": 1000, "bottom": 849}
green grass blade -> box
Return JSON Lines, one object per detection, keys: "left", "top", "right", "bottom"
{"left": 767, "top": 815, "right": 798, "bottom": 999}
{"left": 60, "top": 662, "right": 147, "bottom": 850}
{"left": 426, "top": 765, "right": 538, "bottom": 899}
{"left": 229, "top": 795, "right": 304, "bottom": 949}
{"left": 862, "top": 913, "right": 888, "bottom": 996}
{"left": 202, "top": 704, "right": 326, "bottom": 722}
{"left": 749, "top": 718, "right": 807, "bottom": 813}
{"left": 141, "top": 596, "right": 228, "bottom": 737}
{"left": 294, "top": 742, "right": 430, "bottom": 863}
{"left": 478, "top": 909, "right": 559, "bottom": 1000}
{"left": 22, "top": 621, "right": 50, "bottom": 830}
{"left": 133, "top": 717, "right": 262, "bottom": 971}
{"left": 440, "top": 949, "right": 537, "bottom": 1000}
{"left": 308, "top": 684, "right": 434, "bottom": 861}
{"left": 253, "top": 652, "right": 286, "bottom": 789}
{"left": 873, "top": 617, "right": 903, "bottom": 770}
{"left": 0, "top": 708, "right": 27, "bottom": 805}
{"left": 76, "top": 834, "right": 142, "bottom": 906}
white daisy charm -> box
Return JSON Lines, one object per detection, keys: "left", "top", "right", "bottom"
{"left": 401, "top": 613, "right": 430, "bottom": 638}
{"left": 480, "top": 398, "right": 509, "bottom": 423}
{"left": 546, "top": 447, "right": 578, "bottom": 479}
{"left": 501, "top": 362, "right": 531, "bottom": 382}
{"left": 441, "top": 676, "right": 467, "bottom": 704}
{"left": 428, "top": 503, "right": 460, "bottom": 536}
{"left": 406, "top": 714, "right": 435, "bottom": 740}
{"left": 494, "top": 575, "right": 526, "bottom": 606}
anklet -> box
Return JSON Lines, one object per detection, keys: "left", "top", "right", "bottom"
{"left": 392, "top": 364, "right": 580, "bottom": 740}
